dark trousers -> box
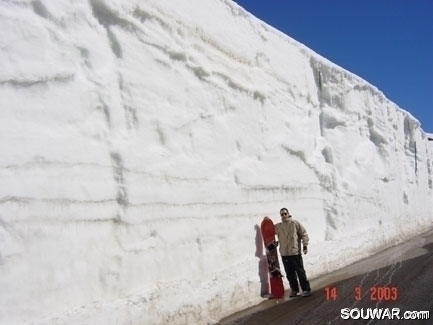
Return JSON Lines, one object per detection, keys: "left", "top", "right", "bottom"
{"left": 281, "top": 255, "right": 310, "bottom": 292}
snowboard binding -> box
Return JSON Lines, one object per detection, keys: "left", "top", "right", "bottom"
{"left": 265, "top": 240, "right": 278, "bottom": 253}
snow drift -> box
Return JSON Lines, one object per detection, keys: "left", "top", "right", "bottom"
{"left": 0, "top": 0, "right": 432, "bottom": 324}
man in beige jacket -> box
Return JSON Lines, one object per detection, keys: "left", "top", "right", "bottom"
{"left": 274, "top": 207, "right": 311, "bottom": 297}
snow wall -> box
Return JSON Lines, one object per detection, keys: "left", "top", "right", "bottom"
{"left": 0, "top": 0, "right": 432, "bottom": 324}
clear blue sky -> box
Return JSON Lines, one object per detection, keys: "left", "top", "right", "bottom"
{"left": 234, "top": 0, "right": 433, "bottom": 133}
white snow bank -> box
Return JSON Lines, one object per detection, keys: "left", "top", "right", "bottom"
{"left": 0, "top": 0, "right": 432, "bottom": 324}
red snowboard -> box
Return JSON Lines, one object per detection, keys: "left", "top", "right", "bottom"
{"left": 260, "top": 217, "right": 284, "bottom": 298}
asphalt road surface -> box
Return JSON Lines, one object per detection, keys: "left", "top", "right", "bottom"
{"left": 219, "top": 228, "right": 433, "bottom": 325}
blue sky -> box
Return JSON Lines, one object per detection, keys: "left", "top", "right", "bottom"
{"left": 234, "top": 0, "right": 433, "bottom": 133}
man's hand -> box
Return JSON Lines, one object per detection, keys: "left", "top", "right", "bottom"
{"left": 303, "top": 246, "right": 308, "bottom": 255}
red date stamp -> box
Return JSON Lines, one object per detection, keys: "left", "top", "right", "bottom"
{"left": 325, "top": 286, "right": 338, "bottom": 300}
{"left": 355, "top": 286, "right": 399, "bottom": 301}
{"left": 325, "top": 286, "right": 399, "bottom": 301}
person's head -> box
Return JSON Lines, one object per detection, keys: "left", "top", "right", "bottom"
{"left": 280, "top": 208, "right": 291, "bottom": 220}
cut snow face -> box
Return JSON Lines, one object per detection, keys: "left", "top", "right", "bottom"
{"left": 0, "top": 0, "right": 432, "bottom": 324}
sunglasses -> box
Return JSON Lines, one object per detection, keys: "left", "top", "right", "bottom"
{"left": 280, "top": 212, "right": 288, "bottom": 216}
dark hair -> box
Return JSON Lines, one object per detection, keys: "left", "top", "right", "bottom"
{"left": 280, "top": 207, "right": 289, "bottom": 214}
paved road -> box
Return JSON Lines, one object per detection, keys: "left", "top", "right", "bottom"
{"left": 219, "top": 229, "right": 433, "bottom": 324}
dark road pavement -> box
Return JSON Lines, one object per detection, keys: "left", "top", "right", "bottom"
{"left": 219, "top": 229, "right": 433, "bottom": 324}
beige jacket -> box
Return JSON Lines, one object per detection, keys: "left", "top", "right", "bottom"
{"left": 275, "top": 217, "right": 309, "bottom": 256}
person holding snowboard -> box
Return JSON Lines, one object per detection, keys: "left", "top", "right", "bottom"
{"left": 274, "top": 207, "right": 311, "bottom": 297}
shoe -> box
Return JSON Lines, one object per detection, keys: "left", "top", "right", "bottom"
{"left": 302, "top": 291, "right": 311, "bottom": 297}
{"left": 289, "top": 291, "right": 299, "bottom": 297}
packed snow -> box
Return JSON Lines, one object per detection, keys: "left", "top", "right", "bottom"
{"left": 0, "top": 0, "right": 432, "bottom": 324}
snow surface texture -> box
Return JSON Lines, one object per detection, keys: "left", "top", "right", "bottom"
{"left": 0, "top": 0, "right": 432, "bottom": 324}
